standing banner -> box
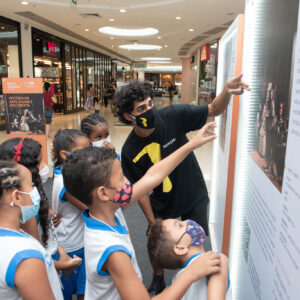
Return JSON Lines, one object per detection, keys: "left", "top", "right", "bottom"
{"left": 2, "top": 78, "right": 47, "bottom": 163}
{"left": 209, "top": 15, "right": 244, "bottom": 255}
{"left": 229, "top": 0, "right": 299, "bottom": 299}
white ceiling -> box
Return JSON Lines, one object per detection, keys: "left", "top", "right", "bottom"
{"left": 0, "top": 0, "right": 245, "bottom": 65}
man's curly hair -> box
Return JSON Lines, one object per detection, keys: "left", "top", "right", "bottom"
{"left": 114, "top": 81, "right": 153, "bottom": 125}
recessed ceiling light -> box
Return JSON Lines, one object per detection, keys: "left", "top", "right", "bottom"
{"left": 189, "top": 28, "right": 194, "bottom": 32}
{"left": 140, "top": 57, "right": 171, "bottom": 61}
{"left": 120, "top": 9, "right": 126, "bottom": 13}
{"left": 157, "top": 36, "right": 162, "bottom": 39}
{"left": 110, "top": 37, "right": 114, "bottom": 40}
{"left": 112, "top": 45, "right": 114, "bottom": 48}
{"left": 109, "top": 19, "right": 115, "bottom": 22}
{"left": 98, "top": 27, "right": 158, "bottom": 37}
{"left": 176, "top": 17, "right": 181, "bottom": 20}
{"left": 1, "top": 27, "right": 4, "bottom": 29}
{"left": 21, "top": 1, "right": 29, "bottom": 5}
{"left": 119, "top": 44, "right": 162, "bottom": 50}
{"left": 85, "top": 28, "right": 90, "bottom": 32}
{"left": 164, "top": 45, "right": 168, "bottom": 47}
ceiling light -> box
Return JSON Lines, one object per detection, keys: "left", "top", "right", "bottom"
{"left": 109, "top": 19, "right": 115, "bottom": 22}
{"left": 189, "top": 28, "right": 194, "bottom": 32}
{"left": 157, "top": 36, "right": 162, "bottom": 39}
{"left": 176, "top": 17, "right": 182, "bottom": 20}
{"left": 140, "top": 57, "right": 171, "bottom": 61}
{"left": 99, "top": 26, "right": 158, "bottom": 37}
{"left": 112, "top": 45, "right": 114, "bottom": 48}
{"left": 21, "top": 1, "right": 29, "bottom": 5}
{"left": 110, "top": 37, "right": 114, "bottom": 40}
{"left": 120, "top": 9, "right": 126, "bottom": 13}
{"left": 148, "top": 61, "right": 171, "bottom": 64}
{"left": 85, "top": 28, "right": 90, "bottom": 32}
{"left": 164, "top": 45, "right": 168, "bottom": 47}
{"left": 119, "top": 44, "right": 162, "bottom": 50}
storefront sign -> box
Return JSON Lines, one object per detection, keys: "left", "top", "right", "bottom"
{"left": 133, "top": 62, "right": 147, "bottom": 69}
{"left": 43, "top": 40, "right": 60, "bottom": 59}
{"left": 2, "top": 78, "right": 48, "bottom": 163}
{"left": 201, "top": 44, "right": 211, "bottom": 61}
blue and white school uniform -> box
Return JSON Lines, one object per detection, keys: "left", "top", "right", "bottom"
{"left": 52, "top": 165, "right": 86, "bottom": 297}
{"left": 171, "top": 254, "right": 232, "bottom": 300}
{"left": 83, "top": 208, "right": 142, "bottom": 300}
{"left": 52, "top": 165, "right": 84, "bottom": 253}
{"left": 0, "top": 228, "right": 63, "bottom": 300}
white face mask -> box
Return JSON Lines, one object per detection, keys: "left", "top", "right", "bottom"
{"left": 92, "top": 135, "right": 111, "bottom": 148}
{"left": 39, "top": 165, "right": 50, "bottom": 183}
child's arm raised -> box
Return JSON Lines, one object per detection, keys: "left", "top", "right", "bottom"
{"left": 105, "top": 250, "right": 221, "bottom": 300}
{"left": 207, "top": 254, "right": 229, "bottom": 300}
{"left": 128, "top": 122, "right": 216, "bottom": 205}
{"left": 15, "top": 258, "right": 55, "bottom": 300}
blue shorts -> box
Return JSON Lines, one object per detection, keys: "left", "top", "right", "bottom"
{"left": 52, "top": 247, "right": 86, "bottom": 299}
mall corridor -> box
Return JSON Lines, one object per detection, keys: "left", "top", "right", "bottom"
{"left": 1, "top": 0, "right": 300, "bottom": 299}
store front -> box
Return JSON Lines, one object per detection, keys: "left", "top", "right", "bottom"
{"left": 32, "top": 29, "right": 112, "bottom": 114}
{"left": 198, "top": 41, "right": 218, "bottom": 104}
{"left": 0, "top": 16, "right": 22, "bottom": 130}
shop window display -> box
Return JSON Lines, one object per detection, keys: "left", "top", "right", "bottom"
{"left": 0, "top": 17, "right": 21, "bottom": 130}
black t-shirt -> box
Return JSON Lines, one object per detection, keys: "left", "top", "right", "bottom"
{"left": 121, "top": 104, "right": 208, "bottom": 218}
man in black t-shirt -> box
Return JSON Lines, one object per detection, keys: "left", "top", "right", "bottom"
{"left": 115, "top": 76, "right": 250, "bottom": 295}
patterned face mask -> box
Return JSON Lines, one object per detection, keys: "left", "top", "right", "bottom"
{"left": 176, "top": 219, "right": 206, "bottom": 246}
{"left": 107, "top": 178, "right": 133, "bottom": 207}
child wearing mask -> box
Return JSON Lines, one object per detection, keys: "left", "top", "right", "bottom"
{"left": 52, "top": 129, "right": 91, "bottom": 300}
{"left": 0, "top": 161, "right": 63, "bottom": 299}
{"left": 80, "top": 113, "right": 121, "bottom": 160}
{"left": 0, "top": 138, "right": 82, "bottom": 281}
{"left": 147, "top": 219, "right": 232, "bottom": 300}
{"left": 62, "top": 122, "right": 218, "bottom": 300}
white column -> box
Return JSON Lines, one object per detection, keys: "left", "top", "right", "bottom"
{"left": 138, "top": 70, "right": 145, "bottom": 81}
{"left": 20, "top": 23, "right": 33, "bottom": 77}
{"left": 7, "top": 45, "right": 20, "bottom": 77}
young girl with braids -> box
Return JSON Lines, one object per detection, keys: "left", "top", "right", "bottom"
{"left": 52, "top": 129, "right": 90, "bottom": 300}
{"left": 0, "top": 138, "right": 82, "bottom": 278}
{"left": 0, "top": 138, "right": 50, "bottom": 245}
{"left": 0, "top": 160, "right": 63, "bottom": 299}
{"left": 81, "top": 113, "right": 121, "bottom": 160}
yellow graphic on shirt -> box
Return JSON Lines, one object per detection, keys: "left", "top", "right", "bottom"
{"left": 133, "top": 142, "right": 172, "bottom": 193}
{"left": 140, "top": 117, "right": 148, "bottom": 128}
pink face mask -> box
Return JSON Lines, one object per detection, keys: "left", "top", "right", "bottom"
{"left": 107, "top": 178, "right": 133, "bottom": 206}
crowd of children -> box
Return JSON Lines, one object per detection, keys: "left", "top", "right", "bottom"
{"left": 0, "top": 111, "right": 231, "bottom": 300}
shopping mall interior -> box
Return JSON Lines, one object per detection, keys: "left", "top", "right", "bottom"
{"left": 0, "top": 0, "right": 300, "bottom": 299}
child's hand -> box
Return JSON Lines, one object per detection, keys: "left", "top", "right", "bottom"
{"left": 189, "top": 122, "right": 217, "bottom": 150}
{"left": 103, "top": 141, "right": 115, "bottom": 150}
{"left": 186, "top": 251, "right": 221, "bottom": 281}
{"left": 57, "top": 246, "right": 82, "bottom": 279}
{"left": 49, "top": 207, "right": 61, "bottom": 227}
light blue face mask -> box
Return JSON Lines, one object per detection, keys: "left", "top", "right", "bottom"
{"left": 17, "top": 187, "right": 41, "bottom": 224}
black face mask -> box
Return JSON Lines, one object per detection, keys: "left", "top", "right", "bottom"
{"left": 131, "top": 106, "right": 157, "bottom": 129}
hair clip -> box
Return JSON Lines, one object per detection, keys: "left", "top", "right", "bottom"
{"left": 12, "top": 139, "right": 23, "bottom": 162}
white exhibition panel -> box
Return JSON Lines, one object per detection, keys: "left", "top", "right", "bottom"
{"left": 229, "top": 0, "right": 300, "bottom": 299}
{"left": 209, "top": 17, "right": 238, "bottom": 252}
